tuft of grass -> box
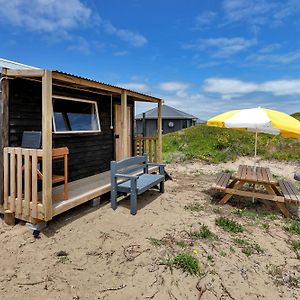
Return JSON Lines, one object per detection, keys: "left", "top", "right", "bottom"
{"left": 290, "top": 240, "right": 300, "bottom": 251}
{"left": 213, "top": 207, "right": 223, "bottom": 214}
{"left": 184, "top": 202, "right": 204, "bottom": 212}
{"left": 192, "top": 225, "right": 216, "bottom": 240}
{"left": 220, "top": 251, "right": 227, "bottom": 257}
{"left": 284, "top": 220, "right": 300, "bottom": 235}
{"left": 207, "top": 254, "right": 214, "bottom": 263}
{"left": 233, "top": 208, "right": 278, "bottom": 220}
{"left": 176, "top": 240, "right": 188, "bottom": 248}
{"left": 165, "top": 253, "right": 200, "bottom": 275}
{"left": 215, "top": 217, "right": 244, "bottom": 233}
{"left": 261, "top": 223, "right": 270, "bottom": 231}
{"left": 147, "top": 237, "right": 165, "bottom": 247}
{"left": 233, "top": 238, "right": 264, "bottom": 256}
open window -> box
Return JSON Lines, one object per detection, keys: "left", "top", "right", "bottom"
{"left": 53, "top": 96, "right": 101, "bottom": 134}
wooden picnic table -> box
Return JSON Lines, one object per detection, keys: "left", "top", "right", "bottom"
{"left": 213, "top": 164, "right": 300, "bottom": 217}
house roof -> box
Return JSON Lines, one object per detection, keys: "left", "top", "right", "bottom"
{"left": 0, "top": 58, "right": 39, "bottom": 70}
{"left": 0, "top": 58, "right": 161, "bottom": 103}
{"left": 136, "top": 104, "right": 198, "bottom": 120}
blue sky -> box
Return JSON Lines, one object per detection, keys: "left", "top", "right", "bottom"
{"left": 1, "top": 0, "right": 300, "bottom": 120}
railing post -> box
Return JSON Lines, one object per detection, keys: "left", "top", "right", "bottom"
{"left": 121, "top": 90, "right": 128, "bottom": 159}
{"left": 157, "top": 101, "right": 163, "bottom": 163}
{"left": 42, "top": 70, "right": 53, "bottom": 221}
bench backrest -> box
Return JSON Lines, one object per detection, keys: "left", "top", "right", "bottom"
{"left": 111, "top": 155, "right": 148, "bottom": 176}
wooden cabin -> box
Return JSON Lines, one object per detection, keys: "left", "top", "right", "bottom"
{"left": 0, "top": 67, "right": 163, "bottom": 224}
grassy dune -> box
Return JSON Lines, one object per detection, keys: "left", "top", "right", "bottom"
{"left": 163, "top": 124, "right": 300, "bottom": 163}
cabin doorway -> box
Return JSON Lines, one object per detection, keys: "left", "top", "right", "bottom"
{"left": 114, "top": 104, "right": 132, "bottom": 160}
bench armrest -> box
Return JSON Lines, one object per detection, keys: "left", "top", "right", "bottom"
{"left": 114, "top": 173, "right": 139, "bottom": 180}
{"left": 147, "top": 163, "right": 166, "bottom": 167}
{"left": 146, "top": 163, "right": 165, "bottom": 175}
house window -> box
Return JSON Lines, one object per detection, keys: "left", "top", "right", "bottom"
{"left": 168, "top": 121, "right": 174, "bottom": 128}
{"left": 53, "top": 97, "right": 101, "bottom": 133}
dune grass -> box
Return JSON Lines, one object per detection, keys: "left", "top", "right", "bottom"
{"left": 162, "top": 124, "right": 300, "bottom": 163}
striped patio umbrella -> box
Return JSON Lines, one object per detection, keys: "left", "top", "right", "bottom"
{"left": 207, "top": 107, "right": 300, "bottom": 160}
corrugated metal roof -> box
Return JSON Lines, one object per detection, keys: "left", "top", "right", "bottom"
{"left": 53, "top": 70, "right": 162, "bottom": 102}
{"left": 0, "top": 58, "right": 161, "bottom": 102}
{"left": 136, "top": 104, "right": 198, "bottom": 120}
{"left": 0, "top": 58, "right": 39, "bottom": 70}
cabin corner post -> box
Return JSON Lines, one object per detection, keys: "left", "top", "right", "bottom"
{"left": 42, "top": 70, "right": 53, "bottom": 221}
{"left": 121, "top": 90, "right": 128, "bottom": 159}
{"left": 157, "top": 100, "right": 163, "bottom": 163}
{"left": 0, "top": 71, "right": 9, "bottom": 206}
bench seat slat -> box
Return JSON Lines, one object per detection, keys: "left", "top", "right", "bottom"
{"left": 214, "top": 173, "right": 231, "bottom": 190}
{"left": 279, "top": 179, "right": 300, "bottom": 205}
{"left": 117, "top": 174, "right": 165, "bottom": 194}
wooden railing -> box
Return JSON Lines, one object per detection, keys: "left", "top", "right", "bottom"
{"left": 3, "top": 147, "right": 44, "bottom": 220}
{"left": 134, "top": 137, "right": 158, "bottom": 162}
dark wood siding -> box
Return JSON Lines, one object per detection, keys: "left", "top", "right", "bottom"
{"left": 9, "top": 79, "right": 42, "bottom": 147}
{"left": 8, "top": 78, "right": 134, "bottom": 182}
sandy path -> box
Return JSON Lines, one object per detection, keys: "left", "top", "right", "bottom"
{"left": 0, "top": 158, "right": 300, "bottom": 300}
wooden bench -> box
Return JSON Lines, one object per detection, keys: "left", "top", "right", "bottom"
{"left": 278, "top": 179, "right": 300, "bottom": 205}
{"left": 110, "top": 155, "right": 165, "bottom": 215}
{"left": 212, "top": 172, "right": 231, "bottom": 191}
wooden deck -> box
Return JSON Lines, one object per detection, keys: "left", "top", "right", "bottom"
{"left": 52, "top": 166, "right": 159, "bottom": 217}
{"left": 52, "top": 171, "right": 111, "bottom": 216}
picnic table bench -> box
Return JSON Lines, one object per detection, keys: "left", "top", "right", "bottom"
{"left": 110, "top": 155, "right": 165, "bottom": 215}
{"left": 213, "top": 164, "right": 300, "bottom": 218}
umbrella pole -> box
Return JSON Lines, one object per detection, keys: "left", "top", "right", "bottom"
{"left": 254, "top": 130, "right": 258, "bottom": 169}
{"left": 252, "top": 131, "right": 258, "bottom": 203}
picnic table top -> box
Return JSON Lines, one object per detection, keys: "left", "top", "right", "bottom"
{"left": 233, "top": 164, "right": 276, "bottom": 184}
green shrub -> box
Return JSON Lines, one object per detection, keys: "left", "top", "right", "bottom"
{"left": 172, "top": 253, "right": 200, "bottom": 275}
{"left": 215, "top": 217, "right": 244, "bottom": 233}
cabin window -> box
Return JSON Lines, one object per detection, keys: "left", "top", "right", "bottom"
{"left": 52, "top": 97, "right": 101, "bottom": 133}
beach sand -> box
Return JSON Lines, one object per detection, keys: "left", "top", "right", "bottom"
{"left": 0, "top": 157, "right": 300, "bottom": 299}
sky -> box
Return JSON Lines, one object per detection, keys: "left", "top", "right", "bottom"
{"left": 0, "top": 0, "right": 300, "bottom": 120}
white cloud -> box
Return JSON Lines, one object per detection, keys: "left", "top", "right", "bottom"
{"left": 159, "top": 81, "right": 190, "bottom": 92}
{"left": 195, "top": 11, "right": 217, "bottom": 27}
{"left": 184, "top": 37, "right": 256, "bottom": 57}
{"left": 223, "top": 0, "right": 300, "bottom": 29}
{"left": 104, "top": 22, "right": 147, "bottom": 47}
{"left": 204, "top": 78, "right": 258, "bottom": 94}
{"left": 203, "top": 77, "right": 300, "bottom": 96}
{"left": 119, "top": 83, "right": 150, "bottom": 93}
{"left": 0, "top": 0, "right": 92, "bottom": 33}
{"left": 247, "top": 51, "right": 300, "bottom": 65}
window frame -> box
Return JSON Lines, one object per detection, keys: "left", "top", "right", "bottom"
{"left": 52, "top": 95, "right": 101, "bottom": 134}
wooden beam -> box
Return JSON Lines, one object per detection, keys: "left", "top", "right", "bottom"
{"left": 42, "top": 70, "right": 53, "bottom": 221}
{"left": 121, "top": 90, "right": 128, "bottom": 159}
{"left": 4, "top": 69, "right": 44, "bottom": 77}
{"left": 0, "top": 74, "right": 9, "bottom": 206}
{"left": 157, "top": 100, "right": 163, "bottom": 163}
{"left": 126, "top": 91, "right": 161, "bottom": 103}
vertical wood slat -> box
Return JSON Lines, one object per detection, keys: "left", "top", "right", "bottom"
{"left": 3, "top": 147, "right": 8, "bottom": 209}
{"left": 16, "top": 148, "right": 22, "bottom": 215}
{"left": 133, "top": 137, "right": 158, "bottom": 163}
{"left": 31, "top": 150, "right": 38, "bottom": 218}
{"left": 9, "top": 148, "right": 16, "bottom": 212}
{"left": 42, "top": 70, "right": 53, "bottom": 221}
{"left": 24, "top": 151, "right": 30, "bottom": 216}
{"left": 149, "top": 139, "right": 153, "bottom": 162}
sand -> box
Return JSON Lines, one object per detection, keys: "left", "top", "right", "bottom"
{"left": 0, "top": 157, "right": 300, "bottom": 300}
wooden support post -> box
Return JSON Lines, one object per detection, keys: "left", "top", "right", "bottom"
{"left": 121, "top": 90, "right": 128, "bottom": 159}
{"left": 0, "top": 72, "right": 9, "bottom": 206}
{"left": 42, "top": 70, "right": 53, "bottom": 221}
{"left": 4, "top": 210, "right": 15, "bottom": 226}
{"left": 157, "top": 101, "right": 163, "bottom": 163}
